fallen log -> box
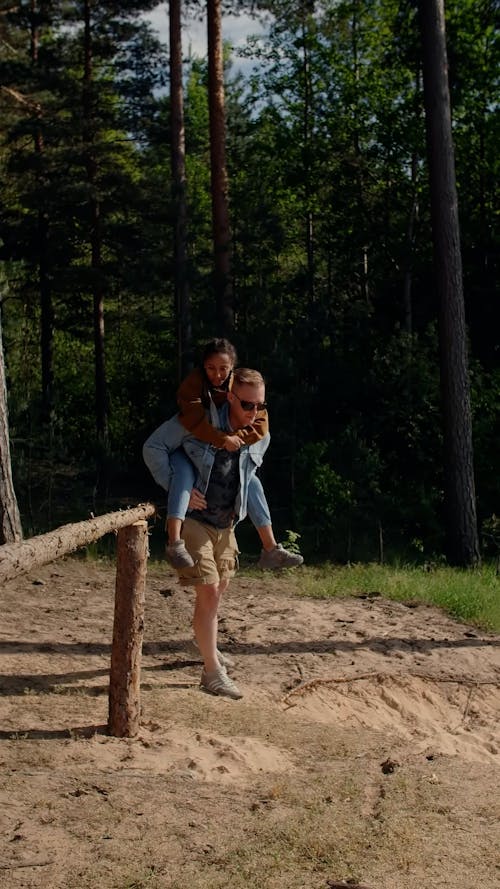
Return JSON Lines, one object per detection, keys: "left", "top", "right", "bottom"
{"left": 0, "top": 503, "right": 156, "bottom": 584}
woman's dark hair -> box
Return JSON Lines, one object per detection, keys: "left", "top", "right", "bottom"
{"left": 201, "top": 338, "right": 237, "bottom": 366}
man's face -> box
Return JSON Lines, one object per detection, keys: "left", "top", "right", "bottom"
{"left": 228, "top": 382, "right": 266, "bottom": 428}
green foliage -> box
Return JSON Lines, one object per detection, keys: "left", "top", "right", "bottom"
{"left": 294, "top": 441, "right": 354, "bottom": 553}
{"left": 471, "top": 365, "right": 500, "bottom": 523}
{"left": 0, "top": 0, "right": 498, "bottom": 555}
{"left": 281, "top": 529, "right": 302, "bottom": 554}
{"left": 482, "top": 515, "right": 500, "bottom": 570}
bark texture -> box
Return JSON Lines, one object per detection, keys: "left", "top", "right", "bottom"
{"left": 207, "top": 0, "right": 233, "bottom": 334}
{"left": 0, "top": 503, "right": 155, "bottom": 583}
{"left": 0, "top": 313, "right": 22, "bottom": 544}
{"left": 169, "top": 0, "right": 192, "bottom": 378}
{"left": 108, "top": 520, "right": 149, "bottom": 737}
{"left": 83, "top": 0, "right": 108, "bottom": 447}
{"left": 419, "top": 0, "right": 480, "bottom": 566}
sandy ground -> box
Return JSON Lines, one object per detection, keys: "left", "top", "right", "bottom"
{"left": 1, "top": 556, "right": 500, "bottom": 889}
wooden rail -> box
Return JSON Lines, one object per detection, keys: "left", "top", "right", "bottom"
{"left": 0, "top": 503, "right": 156, "bottom": 584}
{"left": 1, "top": 503, "right": 157, "bottom": 738}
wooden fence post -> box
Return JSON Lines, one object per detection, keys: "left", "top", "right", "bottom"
{"left": 108, "top": 520, "right": 149, "bottom": 737}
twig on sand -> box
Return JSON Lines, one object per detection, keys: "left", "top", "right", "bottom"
{"left": 283, "top": 672, "right": 382, "bottom": 707}
{"left": 462, "top": 684, "right": 476, "bottom": 723}
{"left": 282, "top": 671, "right": 498, "bottom": 708}
{"left": 291, "top": 655, "right": 305, "bottom": 681}
{"left": 0, "top": 860, "right": 55, "bottom": 869}
{"left": 326, "top": 881, "right": 374, "bottom": 889}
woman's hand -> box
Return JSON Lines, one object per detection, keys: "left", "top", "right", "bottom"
{"left": 224, "top": 435, "right": 242, "bottom": 452}
{"left": 188, "top": 489, "right": 207, "bottom": 510}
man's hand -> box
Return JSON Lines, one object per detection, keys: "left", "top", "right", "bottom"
{"left": 188, "top": 488, "right": 207, "bottom": 510}
{"left": 224, "top": 434, "right": 242, "bottom": 452}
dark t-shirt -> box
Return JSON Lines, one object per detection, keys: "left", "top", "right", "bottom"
{"left": 191, "top": 448, "right": 240, "bottom": 529}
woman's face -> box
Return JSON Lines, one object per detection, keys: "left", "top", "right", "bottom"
{"left": 204, "top": 352, "right": 233, "bottom": 387}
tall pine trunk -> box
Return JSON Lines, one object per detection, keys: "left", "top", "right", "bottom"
{"left": 83, "top": 0, "right": 108, "bottom": 451}
{"left": 0, "top": 309, "right": 22, "bottom": 544}
{"left": 301, "top": 4, "right": 316, "bottom": 383}
{"left": 169, "top": 0, "right": 192, "bottom": 379}
{"left": 403, "top": 64, "right": 422, "bottom": 337}
{"left": 207, "top": 0, "right": 233, "bottom": 335}
{"left": 419, "top": 0, "right": 480, "bottom": 566}
{"left": 30, "top": 1, "right": 54, "bottom": 425}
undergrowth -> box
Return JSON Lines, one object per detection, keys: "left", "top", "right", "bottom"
{"left": 292, "top": 562, "right": 500, "bottom": 631}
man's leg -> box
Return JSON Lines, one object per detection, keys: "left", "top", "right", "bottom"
{"left": 193, "top": 578, "right": 229, "bottom": 673}
{"left": 195, "top": 577, "right": 242, "bottom": 700}
{"left": 179, "top": 520, "right": 242, "bottom": 699}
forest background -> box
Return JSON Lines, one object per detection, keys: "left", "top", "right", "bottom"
{"left": 0, "top": 0, "right": 498, "bottom": 566}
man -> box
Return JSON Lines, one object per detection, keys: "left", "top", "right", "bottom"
{"left": 144, "top": 367, "right": 301, "bottom": 699}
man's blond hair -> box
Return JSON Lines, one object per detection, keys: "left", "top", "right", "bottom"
{"left": 233, "top": 367, "right": 265, "bottom": 387}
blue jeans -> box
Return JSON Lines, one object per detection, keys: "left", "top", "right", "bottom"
{"left": 167, "top": 449, "right": 271, "bottom": 528}
{"left": 167, "top": 449, "right": 195, "bottom": 522}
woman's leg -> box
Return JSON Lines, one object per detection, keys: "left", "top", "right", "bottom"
{"left": 167, "top": 449, "right": 196, "bottom": 544}
{"left": 247, "top": 474, "right": 272, "bottom": 533}
{"left": 165, "top": 450, "right": 197, "bottom": 568}
{"left": 248, "top": 475, "right": 304, "bottom": 569}
{"left": 247, "top": 474, "right": 280, "bottom": 549}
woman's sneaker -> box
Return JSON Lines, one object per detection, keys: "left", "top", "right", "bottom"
{"left": 200, "top": 668, "right": 243, "bottom": 700}
{"left": 258, "top": 544, "right": 304, "bottom": 570}
{"left": 166, "top": 540, "right": 194, "bottom": 569}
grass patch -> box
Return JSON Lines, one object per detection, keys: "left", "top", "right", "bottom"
{"left": 293, "top": 562, "right": 500, "bottom": 631}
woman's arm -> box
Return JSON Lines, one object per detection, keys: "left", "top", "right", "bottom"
{"left": 234, "top": 410, "right": 269, "bottom": 445}
{"left": 177, "top": 368, "right": 230, "bottom": 448}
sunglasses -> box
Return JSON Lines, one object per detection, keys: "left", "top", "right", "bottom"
{"left": 232, "top": 392, "right": 267, "bottom": 412}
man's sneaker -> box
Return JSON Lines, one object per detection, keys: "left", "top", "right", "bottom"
{"left": 200, "top": 667, "right": 243, "bottom": 700}
{"left": 166, "top": 540, "right": 194, "bottom": 569}
{"left": 186, "top": 639, "right": 235, "bottom": 668}
{"left": 258, "top": 544, "right": 304, "bottom": 570}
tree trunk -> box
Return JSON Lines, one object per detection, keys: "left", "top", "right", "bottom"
{"left": 301, "top": 5, "right": 316, "bottom": 387}
{"left": 39, "top": 206, "right": 54, "bottom": 423}
{"left": 0, "top": 503, "right": 155, "bottom": 584}
{"left": 419, "top": 0, "right": 480, "bottom": 566}
{"left": 83, "top": 0, "right": 108, "bottom": 449}
{"left": 169, "top": 0, "right": 192, "bottom": 379}
{"left": 108, "top": 520, "right": 149, "bottom": 737}
{"left": 0, "top": 310, "right": 23, "bottom": 545}
{"left": 207, "top": 0, "right": 233, "bottom": 335}
{"left": 30, "top": 1, "right": 54, "bottom": 425}
{"left": 302, "top": 11, "right": 314, "bottom": 309}
{"left": 403, "top": 145, "right": 420, "bottom": 335}
{"left": 92, "top": 208, "right": 108, "bottom": 448}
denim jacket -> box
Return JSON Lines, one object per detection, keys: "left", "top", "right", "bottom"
{"left": 143, "top": 403, "right": 270, "bottom": 526}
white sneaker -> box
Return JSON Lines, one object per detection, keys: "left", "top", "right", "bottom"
{"left": 200, "top": 668, "right": 243, "bottom": 700}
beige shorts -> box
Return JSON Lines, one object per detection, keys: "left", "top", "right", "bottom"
{"left": 176, "top": 517, "right": 239, "bottom": 586}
